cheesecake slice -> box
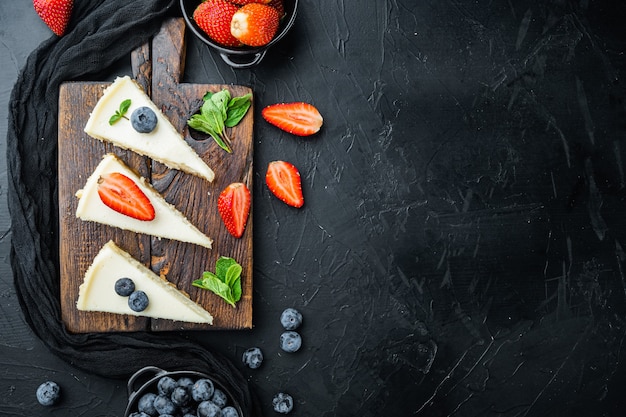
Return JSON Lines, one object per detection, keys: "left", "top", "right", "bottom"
{"left": 75, "top": 153, "right": 213, "bottom": 249}
{"left": 77, "top": 240, "right": 213, "bottom": 324}
{"left": 84, "top": 75, "right": 215, "bottom": 182}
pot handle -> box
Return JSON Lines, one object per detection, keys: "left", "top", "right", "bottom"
{"left": 219, "top": 50, "right": 267, "bottom": 69}
{"left": 127, "top": 366, "right": 166, "bottom": 397}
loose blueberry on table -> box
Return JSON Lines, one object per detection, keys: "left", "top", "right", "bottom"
{"left": 242, "top": 346, "right": 264, "bottom": 369}
{"left": 272, "top": 392, "right": 294, "bottom": 414}
{"left": 280, "top": 331, "right": 302, "bottom": 353}
{"left": 36, "top": 381, "right": 61, "bottom": 406}
{"left": 280, "top": 308, "right": 302, "bottom": 330}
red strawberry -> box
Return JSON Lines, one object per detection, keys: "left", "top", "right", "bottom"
{"left": 193, "top": 0, "right": 241, "bottom": 47}
{"left": 33, "top": 0, "right": 73, "bottom": 36}
{"left": 218, "top": 182, "right": 251, "bottom": 238}
{"left": 267, "top": 0, "right": 285, "bottom": 18}
{"left": 97, "top": 173, "right": 155, "bottom": 221}
{"left": 266, "top": 161, "right": 304, "bottom": 208}
{"left": 262, "top": 102, "right": 323, "bottom": 136}
{"left": 230, "top": 3, "right": 280, "bottom": 47}
{"left": 231, "top": 0, "right": 271, "bottom": 4}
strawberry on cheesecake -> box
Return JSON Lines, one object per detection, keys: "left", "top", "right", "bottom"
{"left": 84, "top": 75, "right": 215, "bottom": 182}
{"left": 77, "top": 240, "right": 213, "bottom": 324}
{"left": 75, "top": 153, "right": 213, "bottom": 249}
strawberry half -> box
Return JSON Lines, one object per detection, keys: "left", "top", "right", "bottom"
{"left": 230, "top": 3, "right": 280, "bottom": 47}
{"left": 262, "top": 102, "right": 323, "bottom": 136}
{"left": 33, "top": 0, "right": 73, "bottom": 36}
{"left": 218, "top": 183, "right": 251, "bottom": 238}
{"left": 97, "top": 172, "right": 155, "bottom": 221}
{"left": 266, "top": 161, "right": 304, "bottom": 208}
{"left": 193, "top": 0, "right": 241, "bottom": 47}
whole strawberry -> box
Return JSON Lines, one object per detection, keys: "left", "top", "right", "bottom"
{"left": 267, "top": 0, "right": 285, "bottom": 18}
{"left": 231, "top": 0, "right": 271, "bottom": 4}
{"left": 33, "top": 0, "right": 73, "bottom": 36}
{"left": 193, "top": 0, "right": 242, "bottom": 47}
{"left": 231, "top": 3, "right": 280, "bottom": 47}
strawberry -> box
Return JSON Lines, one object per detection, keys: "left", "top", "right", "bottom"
{"left": 230, "top": 3, "right": 280, "bottom": 47}
{"left": 262, "top": 102, "right": 323, "bottom": 136}
{"left": 193, "top": 0, "right": 242, "bottom": 47}
{"left": 97, "top": 172, "right": 155, "bottom": 221}
{"left": 231, "top": 0, "right": 272, "bottom": 4}
{"left": 218, "top": 182, "right": 251, "bottom": 238}
{"left": 268, "top": 0, "right": 285, "bottom": 18}
{"left": 266, "top": 161, "right": 304, "bottom": 208}
{"left": 33, "top": 0, "right": 73, "bottom": 36}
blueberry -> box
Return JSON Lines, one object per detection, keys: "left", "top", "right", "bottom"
{"left": 197, "top": 400, "right": 222, "bottom": 417}
{"left": 114, "top": 277, "right": 135, "bottom": 296}
{"left": 272, "top": 392, "right": 294, "bottom": 414}
{"left": 131, "top": 106, "right": 158, "bottom": 133}
{"left": 279, "top": 331, "right": 302, "bottom": 353}
{"left": 170, "top": 385, "right": 191, "bottom": 407}
{"left": 280, "top": 308, "right": 302, "bottom": 330}
{"left": 137, "top": 392, "right": 157, "bottom": 416}
{"left": 177, "top": 376, "right": 195, "bottom": 391}
{"left": 128, "top": 290, "right": 149, "bottom": 312}
{"left": 211, "top": 388, "right": 227, "bottom": 408}
{"left": 191, "top": 378, "right": 215, "bottom": 402}
{"left": 128, "top": 413, "right": 151, "bottom": 417}
{"left": 242, "top": 347, "right": 263, "bottom": 369}
{"left": 157, "top": 376, "right": 178, "bottom": 397}
{"left": 153, "top": 394, "right": 177, "bottom": 415}
{"left": 36, "top": 381, "right": 60, "bottom": 406}
{"left": 221, "top": 406, "right": 239, "bottom": 417}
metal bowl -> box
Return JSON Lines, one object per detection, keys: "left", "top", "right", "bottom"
{"left": 124, "top": 366, "right": 245, "bottom": 416}
{"left": 180, "top": 0, "right": 298, "bottom": 69}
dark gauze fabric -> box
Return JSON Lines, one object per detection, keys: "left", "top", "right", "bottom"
{"left": 6, "top": 1, "right": 260, "bottom": 415}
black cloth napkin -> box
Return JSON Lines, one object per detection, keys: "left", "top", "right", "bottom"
{"left": 6, "top": 1, "right": 261, "bottom": 415}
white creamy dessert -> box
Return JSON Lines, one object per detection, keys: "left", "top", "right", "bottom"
{"left": 84, "top": 75, "right": 215, "bottom": 182}
{"left": 75, "top": 153, "right": 213, "bottom": 249}
{"left": 77, "top": 240, "right": 213, "bottom": 324}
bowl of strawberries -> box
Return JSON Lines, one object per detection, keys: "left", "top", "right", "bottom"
{"left": 180, "top": 0, "right": 298, "bottom": 69}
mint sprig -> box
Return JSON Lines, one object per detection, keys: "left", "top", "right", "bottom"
{"left": 187, "top": 90, "right": 252, "bottom": 153}
{"left": 109, "top": 99, "right": 131, "bottom": 125}
{"left": 192, "top": 256, "right": 243, "bottom": 307}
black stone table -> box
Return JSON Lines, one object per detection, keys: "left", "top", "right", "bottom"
{"left": 1, "top": 1, "right": 626, "bottom": 416}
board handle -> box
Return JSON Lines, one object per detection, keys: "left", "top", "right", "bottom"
{"left": 131, "top": 42, "right": 152, "bottom": 95}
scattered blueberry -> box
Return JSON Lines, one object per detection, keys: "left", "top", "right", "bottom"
{"left": 36, "top": 381, "right": 60, "bottom": 406}
{"left": 153, "top": 394, "right": 177, "bottom": 415}
{"left": 222, "top": 406, "right": 239, "bottom": 417}
{"left": 131, "top": 106, "right": 158, "bottom": 133}
{"left": 191, "top": 378, "right": 215, "bottom": 402}
{"left": 212, "top": 388, "right": 227, "bottom": 408}
{"left": 242, "top": 347, "right": 263, "bottom": 369}
{"left": 128, "top": 290, "right": 149, "bottom": 312}
{"left": 171, "top": 386, "right": 191, "bottom": 407}
{"left": 137, "top": 392, "right": 157, "bottom": 416}
{"left": 157, "top": 376, "right": 178, "bottom": 397}
{"left": 197, "top": 400, "right": 222, "bottom": 417}
{"left": 280, "top": 308, "right": 302, "bottom": 330}
{"left": 279, "top": 331, "right": 302, "bottom": 353}
{"left": 272, "top": 392, "right": 294, "bottom": 414}
{"left": 114, "top": 277, "right": 135, "bottom": 296}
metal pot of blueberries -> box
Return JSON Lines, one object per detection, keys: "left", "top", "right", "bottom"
{"left": 180, "top": 0, "right": 298, "bottom": 69}
{"left": 124, "top": 366, "right": 244, "bottom": 417}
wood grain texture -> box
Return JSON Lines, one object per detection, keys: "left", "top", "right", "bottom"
{"left": 59, "top": 18, "right": 253, "bottom": 333}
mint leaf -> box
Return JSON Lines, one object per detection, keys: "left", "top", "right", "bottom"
{"left": 194, "top": 256, "right": 243, "bottom": 307}
{"left": 109, "top": 99, "right": 132, "bottom": 125}
{"left": 225, "top": 93, "right": 252, "bottom": 127}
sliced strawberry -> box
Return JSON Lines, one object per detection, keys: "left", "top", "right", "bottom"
{"left": 262, "top": 102, "right": 323, "bottom": 136}
{"left": 34, "top": 0, "right": 73, "bottom": 36}
{"left": 97, "top": 172, "right": 155, "bottom": 221}
{"left": 266, "top": 161, "right": 304, "bottom": 208}
{"left": 218, "top": 182, "right": 251, "bottom": 238}
{"left": 193, "top": 0, "right": 241, "bottom": 47}
{"left": 230, "top": 3, "right": 280, "bottom": 47}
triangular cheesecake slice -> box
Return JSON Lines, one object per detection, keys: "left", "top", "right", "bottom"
{"left": 84, "top": 75, "right": 215, "bottom": 182}
{"left": 77, "top": 240, "right": 213, "bottom": 324}
{"left": 75, "top": 153, "right": 213, "bottom": 249}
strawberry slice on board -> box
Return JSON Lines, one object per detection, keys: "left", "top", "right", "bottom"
{"left": 261, "top": 102, "right": 323, "bottom": 136}
{"left": 193, "top": 0, "right": 242, "bottom": 47}
{"left": 218, "top": 183, "right": 252, "bottom": 238}
{"left": 33, "top": 0, "right": 73, "bottom": 36}
{"left": 265, "top": 161, "right": 304, "bottom": 208}
{"left": 97, "top": 172, "right": 156, "bottom": 221}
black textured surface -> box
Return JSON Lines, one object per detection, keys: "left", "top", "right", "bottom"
{"left": 2, "top": 1, "right": 626, "bottom": 416}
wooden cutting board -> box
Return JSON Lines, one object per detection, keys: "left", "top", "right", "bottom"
{"left": 58, "top": 18, "right": 253, "bottom": 333}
